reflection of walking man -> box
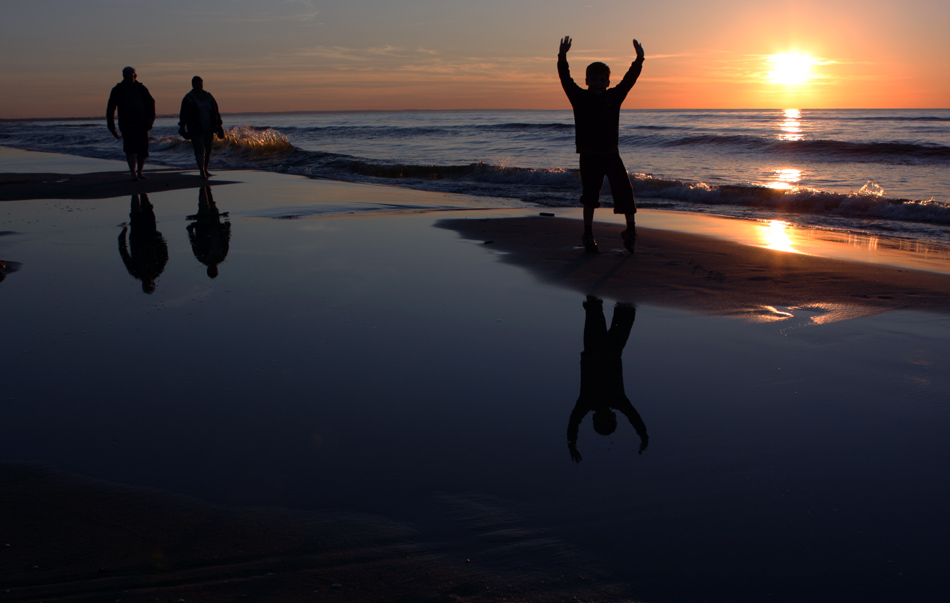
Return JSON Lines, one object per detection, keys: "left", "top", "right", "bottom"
{"left": 107, "top": 67, "right": 156, "bottom": 181}
{"left": 179, "top": 76, "right": 224, "bottom": 179}
{"left": 567, "top": 296, "right": 648, "bottom": 463}
{"left": 187, "top": 186, "right": 231, "bottom": 278}
{"left": 118, "top": 194, "right": 168, "bottom": 294}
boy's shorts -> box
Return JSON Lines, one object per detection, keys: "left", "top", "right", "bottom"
{"left": 579, "top": 152, "right": 636, "bottom": 215}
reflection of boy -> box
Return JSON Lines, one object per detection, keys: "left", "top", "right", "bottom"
{"left": 558, "top": 36, "right": 644, "bottom": 254}
{"left": 567, "top": 296, "right": 648, "bottom": 463}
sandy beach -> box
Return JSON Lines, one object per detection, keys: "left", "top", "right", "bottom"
{"left": 3, "top": 146, "right": 950, "bottom": 602}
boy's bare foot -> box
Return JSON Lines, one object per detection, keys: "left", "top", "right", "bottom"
{"left": 136, "top": 172, "right": 146, "bottom": 180}
{"left": 582, "top": 233, "right": 599, "bottom": 253}
{"left": 621, "top": 228, "right": 637, "bottom": 254}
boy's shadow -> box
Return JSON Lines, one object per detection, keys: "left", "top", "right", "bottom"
{"left": 567, "top": 295, "right": 648, "bottom": 463}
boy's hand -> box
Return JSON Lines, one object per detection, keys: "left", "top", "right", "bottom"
{"left": 633, "top": 38, "right": 645, "bottom": 62}
{"left": 559, "top": 36, "right": 572, "bottom": 55}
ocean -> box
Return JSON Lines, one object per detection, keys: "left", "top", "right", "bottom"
{"left": 2, "top": 108, "right": 949, "bottom": 244}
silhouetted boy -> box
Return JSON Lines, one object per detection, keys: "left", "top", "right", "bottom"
{"left": 558, "top": 36, "right": 644, "bottom": 253}
{"left": 567, "top": 296, "right": 648, "bottom": 463}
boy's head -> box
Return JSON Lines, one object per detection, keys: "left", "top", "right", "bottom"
{"left": 586, "top": 62, "right": 610, "bottom": 91}
{"left": 592, "top": 409, "right": 618, "bottom": 436}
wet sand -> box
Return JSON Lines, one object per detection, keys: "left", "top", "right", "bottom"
{"left": 3, "top": 146, "right": 950, "bottom": 602}
{"left": 0, "top": 169, "right": 240, "bottom": 201}
{"left": 3, "top": 463, "right": 623, "bottom": 602}
{"left": 438, "top": 215, "right": 950, "bottom": 321}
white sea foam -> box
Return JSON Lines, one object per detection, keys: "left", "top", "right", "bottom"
{"left": 2, "top": 109, "right": 949, "bottom": 243}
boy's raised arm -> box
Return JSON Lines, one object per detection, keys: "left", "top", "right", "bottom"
{"left": 633, "top": 38, "right": 645, "bottom": 63}
{"left": 559, "top": 36, "right": 572, "bottom": 56}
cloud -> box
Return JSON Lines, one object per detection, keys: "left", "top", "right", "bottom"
{"left": 182, "top": 0, "right": 320, "bottom": 24}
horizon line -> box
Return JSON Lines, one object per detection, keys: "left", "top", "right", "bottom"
{"left": 3, "top": 107, "right": 948, "bottom": 122}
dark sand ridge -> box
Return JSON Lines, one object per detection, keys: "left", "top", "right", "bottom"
{"left": 0, "top": 170, "right": 239, "bottom": 201}
{"left": 2, "top": 463, "right": 626, "bottom": 602}
{"left": 438, "top": 215, "right": 950, "bottom": 320}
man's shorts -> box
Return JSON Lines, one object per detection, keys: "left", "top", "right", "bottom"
{"left": 121, "top": 128, "right": 149, "bottom": 156}
{"left": 191, "top": 131, "right": 215, "bottom": 156}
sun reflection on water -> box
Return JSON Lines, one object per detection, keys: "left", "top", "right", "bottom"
{"left": 778, "top": 108, "right": 804, "bottom": 141}
{"left": 766, "top": 168, "right": 802, "bottom": 191}
{"left": 760, "top": 220, "right": 796, "bottom": 252}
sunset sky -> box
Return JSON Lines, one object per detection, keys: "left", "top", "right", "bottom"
{"left": 2, "top": 0, "right": 948, "bottom": 118}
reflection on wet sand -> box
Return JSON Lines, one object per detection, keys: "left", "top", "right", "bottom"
{"left": 118, "top": 193, "right": 168, "bottom": 294}
{"left": 438, "top": 215, "right": 950, "bottom": 322}
{"left": 567, "top": 296, "right": 648, "bottom": 463}
{"left": 0, "top": 259, "right": 22, "bottom": 284}
{"left": 187, "top": 186, "right": 231, "bottom": 278}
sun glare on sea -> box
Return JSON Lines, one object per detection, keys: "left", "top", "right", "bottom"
{"left": 767, "top": 53, "right": 815, "bottom": 86}
{"left": 778, "top": 108, "right": 804, "bottom": 141}
{"left": 760, "top": 220, "right": 796, "bottom": 252}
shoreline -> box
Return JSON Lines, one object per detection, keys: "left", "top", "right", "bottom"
{"left": 0, "top": 169, "right": 241, "bottom": 201}
{"left": 439, "top": 215, "right": 950, "bottom": 321}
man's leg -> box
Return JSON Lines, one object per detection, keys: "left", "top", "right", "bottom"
{"left": 202, "top": 145, "right": 213, "bottom": 177}
{"left": 192, "top": 139, "right": 205, "bottom": 177}
{"left": 125, "top": 154, "right": 137, "bottom": 180}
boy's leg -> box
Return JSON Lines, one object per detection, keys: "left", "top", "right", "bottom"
{"left": 604, "top": 153, "right": 636, "bottom": 216}
{"left": 607, "top": 304, "right": 636, "bottom": 351}
{"left": 579, "top": 154, "right": 606, "bottom": 252}
{"left": 582, "top": 296, "right": 608, "bottom": 350}
{"left": 604, "top": 154, "right": 637, "bottom": 252}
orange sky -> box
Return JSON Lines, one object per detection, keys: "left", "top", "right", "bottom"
{"left": 1, "top": 0, "right": 947, "bottom": 118}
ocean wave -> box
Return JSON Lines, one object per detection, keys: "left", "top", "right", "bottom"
{"left": 470, "top": 122, "right": 573, "bottom": 132}
{"left": 816, "top": 115, "right": 950, "bottom": 123}
{"left": 2, "top": 114, "right": 948, "bottom": 242}
{"left": 631, "top": 133, "right": 950, "bottom": 164}
{"left": 630, "top": 175, "right": 950, "bottom": 225}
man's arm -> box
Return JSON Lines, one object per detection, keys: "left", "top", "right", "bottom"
{"left": 210, "top": 94, "right": 224, "bottom": 137}
{"left": 178, "top": 96, "right": 190, "bottom": 138}
{"left": 142, "top": 85, "right": 156, "bottom": 130}
{"left": 106, "top": 89, "right": 120, "bottom": 140}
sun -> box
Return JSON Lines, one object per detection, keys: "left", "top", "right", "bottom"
{"left": 767, "top": 53, "right": 816, "bottom": 86}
